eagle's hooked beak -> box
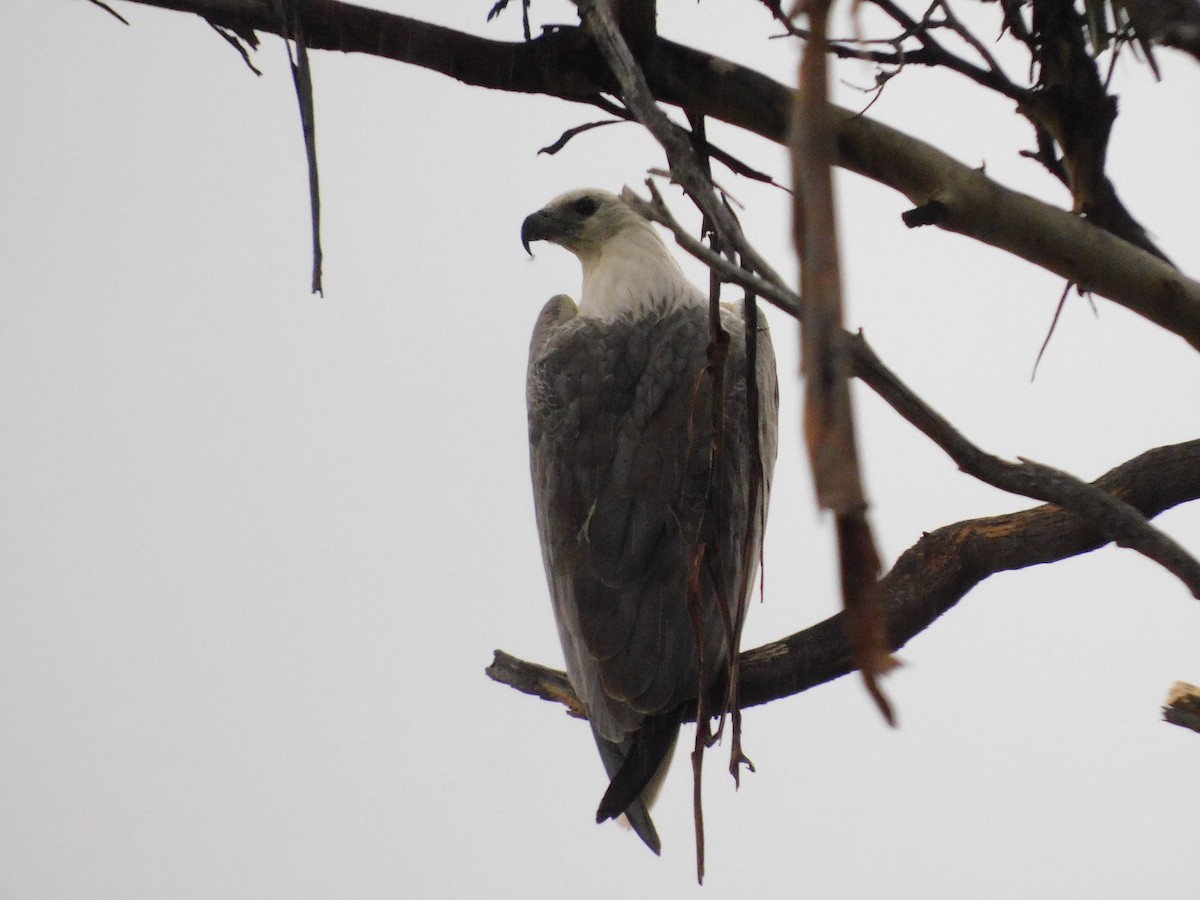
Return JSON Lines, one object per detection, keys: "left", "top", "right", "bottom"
{"left": 520, "top": 208, "right": 559, "bottom": 256}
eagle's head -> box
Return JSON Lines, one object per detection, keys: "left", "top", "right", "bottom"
{"left": 520, "top": 188, "right": 699, "bottom": 319}
{"left": 520, "top": 189, "right": 642, "bottom": 258}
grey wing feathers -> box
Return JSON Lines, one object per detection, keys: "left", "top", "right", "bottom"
{"left": 527, "top": 297, "right": 777, "bottom": 850}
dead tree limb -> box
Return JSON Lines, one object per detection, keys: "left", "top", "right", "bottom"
{"left": 86, "top": 0, "right": 1200, "bottom": 351}
{"left": 489, "top": 439, "right": 1200, "bottom": 713}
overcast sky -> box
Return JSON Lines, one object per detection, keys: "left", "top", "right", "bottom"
{"left": 2, "top": 1, "right": 1198, "bottom": 897}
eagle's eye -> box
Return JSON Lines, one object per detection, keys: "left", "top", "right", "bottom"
{"left": 571, "top": 196, "right": 599, "bottom": 217}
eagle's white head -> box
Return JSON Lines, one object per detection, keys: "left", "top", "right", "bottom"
{"left": 521, "top": 188, "right": 703, "bottom": 320}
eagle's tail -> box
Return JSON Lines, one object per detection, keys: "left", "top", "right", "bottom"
{"left": 591, "top": 705, "right": 685, "bottom": 854}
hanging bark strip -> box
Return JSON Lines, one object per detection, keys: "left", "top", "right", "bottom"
{"left": 281, "top": 0, "right": 323, "bottom": 296}
{"left": 684, "top": 112, "right": 758, "bottom": 783}
{"left": 789, "top": 0, "right": 898, "bottom": 723}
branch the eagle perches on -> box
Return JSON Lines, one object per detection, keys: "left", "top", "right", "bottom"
{"left": 490, "top": 437, "right": 1200, "bottom": 714}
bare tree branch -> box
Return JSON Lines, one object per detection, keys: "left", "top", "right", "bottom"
{"left": 86, "top": 0, "right": 131, "bottom": 25}
{"left": 622, "top": 186, "right": 803, "bottom": 317}
{"left": 208, "top": 20, "right": 263, "bottom": 74}
{"left": 489, "top": 439, "right": 1200, "bottom": 713}
{"left": 847, "top": 332, "right": 1200, "bottom": 598}
{"left": 92, "top": 0, "right": 1200, "bottom": 350}
{"left": 865, "top": 0, "right": 1027, "bottom": 100}
{"left": 841, "top": 112, "right": 1200, "bottom": 351}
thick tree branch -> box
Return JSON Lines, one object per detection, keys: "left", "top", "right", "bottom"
{"left": 489, "top": 439, "right": 1200, "bottom": 713}
{"left": 92, "top": 0, "right": 1200, "bottom": 351}
{"left": 91, "top": 0, "right": 1200, "bottom": 350}
{"left": 834, "top": 112, "right": 1200, "bottom": 351}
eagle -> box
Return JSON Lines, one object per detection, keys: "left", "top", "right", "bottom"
{"left": 520, "top": 188, "right": 778, "bottom": 853}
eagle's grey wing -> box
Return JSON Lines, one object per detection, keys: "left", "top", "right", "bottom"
{"left": 530, "top": 306, "right": 713, "bottom": 728}
{"left": 527, "top": 295, "right": 640, "bottom": 733}
{"left": 578, "top": 304, "right": 777, "bottom": 718}
{"left": 527, "top": 295, "right": 659, "bottom": 851}
{"left": 527, "top": 299, "right": 777, "bottom": 851}
{"left": 715, "top": 303, "right": 779, "bottom": 623}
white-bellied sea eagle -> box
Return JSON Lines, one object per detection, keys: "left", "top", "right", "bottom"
{"left": 520, "top": 188, "right": 778, "bottom": 853}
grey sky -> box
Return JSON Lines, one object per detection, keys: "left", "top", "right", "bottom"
{"left": 2, "top": 1, "right": 1197, "bottom": 897}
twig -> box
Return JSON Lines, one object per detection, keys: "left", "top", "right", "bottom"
{"left": 930, "top": 0, "right": 1006, "bottom": 75}
{"left": 848, "top": 332, "right": 1200, "bottom": 599}
{"left": 1120, "top": 0, "right": 1200, "bottom": 64}
{"left": 486, "top": 0, "right": 532, "bottom": 40}
{"left": 735, "top": 248, "right": 764, "bottom": 785}
{"left": 621, "top": 186, "right": 802, "bottom": 318}
{"left": 1031, "top": 280, "right": 1074, "bottom": 381}
{"left": 1013, "top": 454, "right": 1200, "bottom": 597}
{"left": 573, "top": 0, "right": 786, "bottom": 294}
{"left": 537, "top": 119, "right": 622, "bottom": 155}
{"left": 867, "top": 0, "right": 1027, "bottom": 100}
{"left": 208, "top": 21, "right": 263, "bottom": 75}
{"left": 85, "top": 0, "right": 130, "bottom": 25}
{"left": 550, "top": 101, "right": 784, "bottom": 187}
